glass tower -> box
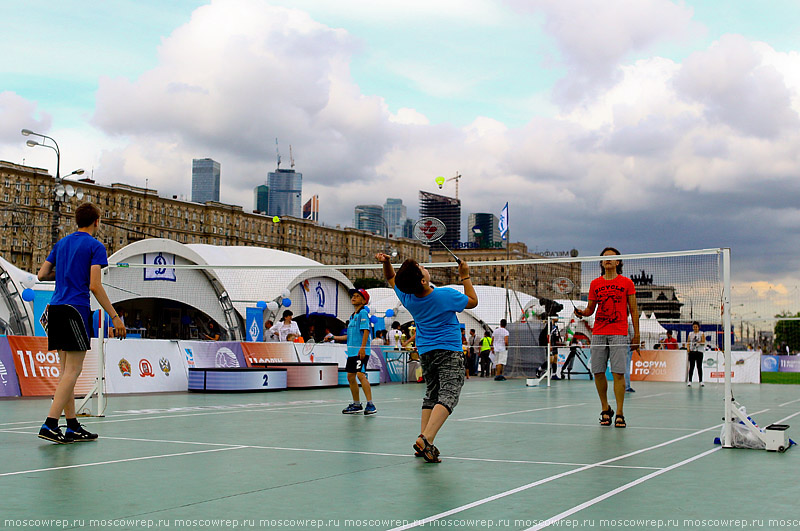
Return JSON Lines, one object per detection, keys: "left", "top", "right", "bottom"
{"left": 192, "top": 158, "right": 220, "bottom": 203}
{"left": 254, "top": 184, "right": 269, "bottom": 214}
{"left": 267, "top": 169, "right": 302, "bottom": 218}
{"left": 383, "top": 198, "right": 407, "bottom": 238}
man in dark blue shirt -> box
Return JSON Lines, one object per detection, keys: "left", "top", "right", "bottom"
{"left": 37, "top": 203, "right": 126, "bottom": 444}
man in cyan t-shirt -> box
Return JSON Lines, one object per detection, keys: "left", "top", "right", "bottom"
{"left": 575, "top": 247, "right": 640, "bottom": 429}
{"left": 37, "top": 203, "right": 126, "bottom": 444}
{"left": 377, "top": 253, "right": 478, "bottom": 462}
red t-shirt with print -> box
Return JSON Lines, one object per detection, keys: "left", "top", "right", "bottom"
{"left": 663, "top": 337, "right": 678, "bottom": 349}
{"left": 588, "top": 275, "right": 636, "bottom": 336}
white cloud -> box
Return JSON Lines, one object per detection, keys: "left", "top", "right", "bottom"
{"left": 0, "top": 92, "right": 52, "bottom": 144}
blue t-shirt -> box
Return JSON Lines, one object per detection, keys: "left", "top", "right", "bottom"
{"left": 346, "top": 308, "right": 370, "bottom": 357}
{"left": 46, "top": 231, "right": 108, "bottom": 308}
{"left": 394, "top": 285, "right": 468, "bottom": 354}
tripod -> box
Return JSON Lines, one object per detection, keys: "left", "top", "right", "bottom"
{"left": 560, "top": 345, "right": 593, "bottom": 380}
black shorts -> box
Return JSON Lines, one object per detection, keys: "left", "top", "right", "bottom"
{"left": 47, "top": 304, "right": 92, "bottom": 352}
{"left": 345, "top": 356, "right": 369, "bottom": 374}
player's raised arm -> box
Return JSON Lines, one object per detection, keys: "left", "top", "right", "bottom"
{"left": 376, "top": 253, "right": 396, "bottom": 288}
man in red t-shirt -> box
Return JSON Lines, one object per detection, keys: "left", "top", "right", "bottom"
{"left": 662, "top": 330, "right": 678, "bottom": 350}
{"left": 574, "top": 247, "right": 640, "bottom": 429}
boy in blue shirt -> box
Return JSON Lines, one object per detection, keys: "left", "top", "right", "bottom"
{"left": 37, "top": 203, "right": 126, "bottom": 444}
{"left": 377, "top": 253, "right": 478, "bottom": 462}
{"left": 331, "top": 288, "right": 376, "bottom": 415}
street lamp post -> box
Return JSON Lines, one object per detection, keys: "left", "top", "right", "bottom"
{"left": 21, "top": 129, "right": 84, "bottom": 246}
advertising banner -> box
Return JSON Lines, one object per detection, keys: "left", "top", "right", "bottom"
{"left": 104, "top": 339, "right": 188, "bottom": 393}
{"left": 296, "top": 342, "right": 348, "bottom": 365}
{"left": 777, "top": 355, "right": 800, "bottom": 373}
{"left": 630, "top": 349, "right": 687, "bottom": 382}
{"left": 245, "top": 307, "right": 265, "bottom": 342}
{"left": 178, "top": 341, "right": 247, "bottom": 370}
{"left": 761, "top": 355, "right": 779, "bottom": 373}
{"left": 242, "top": 342, "right": 299, "bottom": 365}
{"left": 10, "top": 336, "right": 98, "bottom": 397}
{"left": 0, "top": 337, "right": 21, "bottom": 397}
{"left": 702, "top": 351, "right": 760, "bottom": 384}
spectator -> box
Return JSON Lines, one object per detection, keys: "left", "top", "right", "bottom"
{"left": 387, "top": 321, "right": 403, "bottom": 348}
{"left": 202, "top": 321, "right": 220, "bottom": 341}
{"left": 268, "top": 310, "right": 301, "bottom": 341}
{"left": 492, "top": 319, "right": 510, "bottom": 381}
{"left": 468, "top": 328, "right": 479, "bottom": 376}
{"left": 663, "top": 330, "right": 679, "bottom": 350}
{"left": 686, "top": 321, "right": 705, "bottom": 387}
{"left": 479, "top": 331, "right": 492, "bottom": 377}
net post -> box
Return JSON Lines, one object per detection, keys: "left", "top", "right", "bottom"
{"left": 722, "top": 248, "right": 732, "bottom": 447}
{"left": 546, "top": 316, "right": 552, "bottom": 387}
{"left": 94, "top": 305, "right": 107, "bottom": 417}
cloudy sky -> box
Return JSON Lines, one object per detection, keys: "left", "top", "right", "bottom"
{"left": 3, "top": 0, "right": 800, "bottom": 320}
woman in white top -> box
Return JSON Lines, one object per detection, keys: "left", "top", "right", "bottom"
{"left": 268, "top": 310, "right": 301, "bottom": 342}
{"left": 686, "top": 321, "right": 705, "bottom": 387}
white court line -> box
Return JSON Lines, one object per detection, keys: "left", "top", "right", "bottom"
{"left": 0, "top": 446, "right": 247, "bottom": 478}
{"left": 385, "top": 413, "right": 764, "bottom": 531}
{"left": 457, "top": 403, "right": 586, "bottom": 421}
{"left": 523, "top": 447, "right": 722, "bottom": 531}
{"left": 777, "top": 397, "right": 800, "bottom": 408}
{"left": 0, "top": 431, "right": 663, "bottom": 471}
{"left": 773, "top": 410, "right": 800, "bottom": 425}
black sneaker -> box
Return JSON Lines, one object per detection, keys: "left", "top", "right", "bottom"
{"left": 64, "top": 424, "right": 99, "bottom": 442}
{"left": 38, "top": 424, "right": 71, "bottom": 444}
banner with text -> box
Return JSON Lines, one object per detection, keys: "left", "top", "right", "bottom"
{"left": 10, "top": 336, "right": 98, "bottom": 396}
{"left": 630, "top": 349, "right": 687, "bottom": 382}
{"left": 703, "top": 351, "right": 760, "bottom": 384}
{"left": 242, "top": 342, "right": 299, "bottom": 365}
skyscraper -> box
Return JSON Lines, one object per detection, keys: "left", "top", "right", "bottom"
{"left": 254, "top": 184, "right": 269, "bottom": 214}
{"left": 192, "top": 158, "right": 220, "bottom": 203}
{"left": 267, "top": 169, "right": 302, "bottom": 218}
{"left": 468, "top": 213, "right": 502, "bottom": 248}
{"left": 419, "top": 191, "right": 461, "bottom": 250}
{"left": 383, "top": 198, "right": 407, "bottom": 237}
{"left": 354, "top": 205, "right": 385, "bottom": 235}
{"left": 303, "top": 195, "right": 319, "bottom": 222}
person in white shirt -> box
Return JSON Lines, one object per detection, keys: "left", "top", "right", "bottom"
{"left": 387, "top": 321, "right": 403, "bottom": 348}
{"left": 268, "top": 310, "right": 301, "bottom": 341}
{"left": 686, "top": 321, "right": 705, "bottom": 387}
{"left": 492, "top": 319, "right": 510, "bottom": 381}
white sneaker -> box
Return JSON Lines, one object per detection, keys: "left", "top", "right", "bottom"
{"left": 700, "top": 382, "right": 705, "bottom": 387}
{"left": 687, "top": 383, "right": 692, "bottom": 387}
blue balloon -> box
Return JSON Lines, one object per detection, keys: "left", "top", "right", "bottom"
{"left": 385, "top": 309, "right": 394, "bottom": 317}
{"left": 282, "top": 298, "right": 292, "bottom": 307}
{"left": 256, "top": 301, "right": 267, "bottom": 309}
{"left": 363, "top": 305, "right": 370, "bottom": 314}
{"left": 21, "top": 288, "right": 34, "bottom": 302}
{"left": 369, "top": 315, "right": 379, "bottom": 324}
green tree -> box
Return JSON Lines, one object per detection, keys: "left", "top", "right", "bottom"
{"left": 353, "top": 277, "right": 387, "bottom": 290}
{"left": 774, "top": 312, "right": 800, "bottom": 353}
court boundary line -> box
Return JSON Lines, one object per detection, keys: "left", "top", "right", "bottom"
{"left": 385, "top": 408, "right": 771, "bottom": 531}
{"left": 523, "top": 447, "right": 722, "bottom": 531}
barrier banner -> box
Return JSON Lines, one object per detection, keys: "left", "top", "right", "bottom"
{"left": 630, "top": 349, "right": 687, "bottom": 382}
{"left": 0, "top": 337, "right": 21, "bottom": 397}
{"left": 761, "top": 355, "right": 779, "bottom": 373}
{"left": 178, "top": 341, "right": 247, "bottom": 370}
{"left": 242, "top": 342, "right": 298, "bottom": 365}
{"left": 777, "top": 355, "right": 800, "bottom": 373}
{"left": 104, "top": 339, "right": 187, "bottom": 393}
{"left": 295, "top": 342, "right": 347, "bottom": 365}
{"left": 9, "top": 336, "right": 98, "bottom": 397}
{"left": 702, "top": 351, "right": 760, "bottom": 384}
{"left": 245, "top": 307, "right": 264, "bottom": 342}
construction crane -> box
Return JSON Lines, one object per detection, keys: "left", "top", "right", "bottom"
{"left": 436, "top": 171, "right": 462, "bottom": 199}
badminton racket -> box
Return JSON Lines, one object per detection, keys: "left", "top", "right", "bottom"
{"left": 552, "top": 277, "right": 578, "bottom": 312}
{"left": 412, "top": 217, "right": 461, "bottom": 264}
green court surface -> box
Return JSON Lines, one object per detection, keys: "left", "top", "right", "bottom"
{"left": 1, "top": 380, "right": 798, "bottom": 531}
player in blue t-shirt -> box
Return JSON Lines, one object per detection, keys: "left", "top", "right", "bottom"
{"left": 36, "top": 203, "right": 126, "bottom": 444}
{"left": 377, "top": 253, "right": 478, "bottom": 462}
{"left": 330, "top": 288, "right": 376, "bottom": 415}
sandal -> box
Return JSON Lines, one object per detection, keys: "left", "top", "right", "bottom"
{"left": 599, "top": 407, "right": 614, "bottom": 426}
{"left": 413, "top": 434, "right": 441, "bottom": 463}
{"left": 615, "top": 415, "right": 626, "bottom": 428}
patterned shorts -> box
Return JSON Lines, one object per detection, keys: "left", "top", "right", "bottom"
{"left": 420, "top": 349, "right": 466, "bottom": 413}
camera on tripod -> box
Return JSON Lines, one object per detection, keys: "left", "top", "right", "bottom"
{"left": 538, "top": 297, "right": 563, "bottom": 318}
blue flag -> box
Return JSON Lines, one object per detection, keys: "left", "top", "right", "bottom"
{"left": 499, "top": 202, "right": 508, "bottom": 240}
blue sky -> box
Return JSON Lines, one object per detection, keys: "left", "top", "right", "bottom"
{"left": 3, "top": 0, "right": 800, "bottom": 319}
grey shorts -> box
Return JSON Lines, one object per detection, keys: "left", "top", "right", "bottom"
{"left": 590, "top": 335, "right": 628, "bottom": 374}
{"left": 420, "top": 349, "right": 465, "bottom": 413}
